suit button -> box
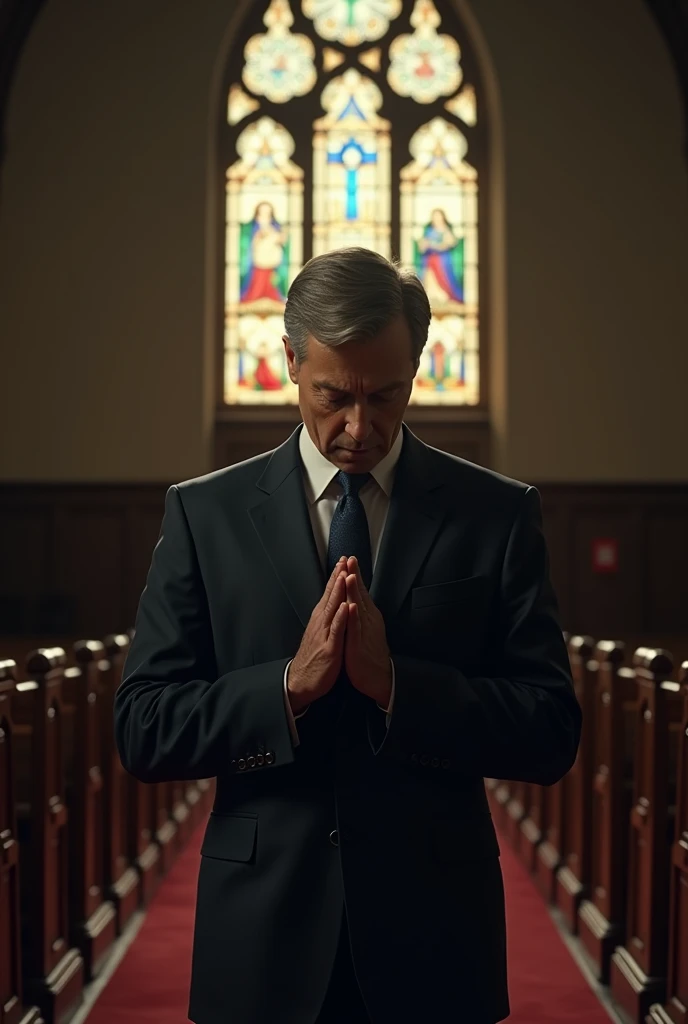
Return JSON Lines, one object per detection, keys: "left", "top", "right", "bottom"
{"left": 237, "top": 758, "right": 246, "bottom": 771}
{"left": 431, "top": 757, "right": 439, "bottom": 768}
{"left": 441, "top": 758, "right": 450, "bottom": 769}
{"left": 420, "top": 754, "right": 429, "bottom": 766}
{"left": 256, "top": 754, "right": 265, "bottom": 766}
{"left": 265, "top": 752, "right": 275, "bottom": 764}
{"left": 410, "top": 752, "right": 418, "bottom": 763}
{"left": 247, "top": 756, "right": 256, "bottom": 768}
{"left": 329, "top": 829, "right": 339, "bottom": 847}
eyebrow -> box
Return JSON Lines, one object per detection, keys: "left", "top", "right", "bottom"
{"left": 316, "top": 380, "right": 405, "bottom": 395}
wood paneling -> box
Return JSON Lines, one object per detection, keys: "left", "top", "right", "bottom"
{"left": 1, "top": 476, "right": 686, "bottom": 640}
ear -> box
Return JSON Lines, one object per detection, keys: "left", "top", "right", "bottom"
{"left": 283, "top": 335, "right": 299, "bottom": 384}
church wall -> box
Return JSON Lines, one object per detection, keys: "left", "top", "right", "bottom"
{"left": 0, "top": 0, "right": 686, "bottom": 484}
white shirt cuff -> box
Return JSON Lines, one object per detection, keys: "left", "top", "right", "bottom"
{"left": 284, "top": 658, "right": 308, "bottom": 747}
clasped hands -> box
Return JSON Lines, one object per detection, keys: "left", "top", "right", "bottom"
{"left": 288, "top": 554, "right": 393, "bottom": 713}
{"left": 340, "top": 555, "right": 393, "bottom": 709}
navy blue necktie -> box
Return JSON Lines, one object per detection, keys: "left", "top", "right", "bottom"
{"left": 326, "top": 471, "right": 373, "bottom": 590}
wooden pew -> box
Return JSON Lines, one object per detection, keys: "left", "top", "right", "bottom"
{"left": 152, "top": 783, "right": 178, "bottom": 875}
{"left": 518, "top": 782, "right": 544, "bottom": 872}
{"left": 609, "top": 648, "right": 683, "bottom": 1023}
{"left": 488, "top": 779, "right": 511, "bottom": 835}
{"left": 98, "top": 635, "right": 141, "bottom": 932}
{"left": 505, "top": 781, "right": 530, "bottom": 854}
{"left": 169, "top": 782, "right": 193, "bottom": 851}
{"left": 578, "top": 640, "right": 635, "bottom": 983}
{"left": 554, "top": 635, "right": 597, "bottom": 931}
{"left": 0, "top": 661, "right": 43, "bottom": 1024}
{"left": 534, "top": 774, "right": 566, "bottom": 903}
{"left": 121, "top": 627, "right": 177, "bottom": 879}
{"left": 648, "top": 660, "right": 688, "bottom": 1024}
{"left": 183, "top": 777, "right": 204, "bottom": 833}
{"left": 60, "top": 642, "right": 117, "bottom": 979}
{"left": 12, "top": 649, "right": 84, "bottom": 1023}
{"left": 128, "top": 772, "right": 161, "bottom": 906}
{"left": 532, "top": 631, "right": 572, "bottom": 901}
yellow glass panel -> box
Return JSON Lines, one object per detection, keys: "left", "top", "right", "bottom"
{"left": 445, "top": 83, "right": 477, "bottom": 126}
{"left": 358, "top": 47, "right": 382, "bottom": 73}
{"left": 323, "top": 47, "right": 346, "bottom": 71}
{"left": 227, "top": 84, "right": 260, "bottom": 126}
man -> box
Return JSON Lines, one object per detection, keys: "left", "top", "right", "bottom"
{"left": 115, "top": 247, "right": 581, "bottom": 1024}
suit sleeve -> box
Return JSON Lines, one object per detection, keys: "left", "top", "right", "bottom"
{"left": 114, "top": 485, "right": 297, "bottom": 782}
{"left": 369, "top": 486, "right": 581, "bottom": 786}
{"left": 283, "top": 659, "right": 309, "bottom": 747}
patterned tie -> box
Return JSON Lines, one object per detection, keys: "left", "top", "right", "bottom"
{"left": 326, "top": 471, "right": 373, "bottom": 591}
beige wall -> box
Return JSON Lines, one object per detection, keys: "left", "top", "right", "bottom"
{"left": 0, "top": 0, "right": 686, "bottom": 483}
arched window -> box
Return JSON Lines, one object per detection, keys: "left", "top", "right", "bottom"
{"left": 218, "top": 0, "right": 486, "bottom": 411}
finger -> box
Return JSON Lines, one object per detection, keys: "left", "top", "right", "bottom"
{"left": 346, "top": 556, "right": 369, "bottom": 603}
{"left": 346, "top": 600, "right": 361, "bottom": 648}
{"left": 345, "top": 572, "right": 364, "bottom": 614}
{"left": 328, "top": 600, "right": 348, "bottom": 643}
{"left": 322, "top": 557, "right": 347, "bottom": 604}
{"left": 323, "top": 572, "right": 347, "bottom": 628}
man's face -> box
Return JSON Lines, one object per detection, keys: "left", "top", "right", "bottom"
{"left": 284, "top": 314, "right": 417, "bottom": 474}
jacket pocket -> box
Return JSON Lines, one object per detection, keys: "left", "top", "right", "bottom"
{"left": 411, "top": 575, "right": 487, "bottom": 610}
{"left": 201, "top": 812, "right": 258, "bottom": 863}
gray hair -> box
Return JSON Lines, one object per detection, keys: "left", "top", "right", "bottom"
{"left": 283, "top": 247, "right": 431, "bottom": 368}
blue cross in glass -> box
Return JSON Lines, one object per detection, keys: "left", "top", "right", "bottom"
{"left": 327, "top": 135, "right": 377, "bottom": 221}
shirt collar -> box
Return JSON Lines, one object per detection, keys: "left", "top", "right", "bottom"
{"left": 298, "top": 422, "right": 404, "bottom": 505}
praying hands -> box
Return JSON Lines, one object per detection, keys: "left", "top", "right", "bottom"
{"left": 343, "top": 555, "right": 393, "bottom": 711}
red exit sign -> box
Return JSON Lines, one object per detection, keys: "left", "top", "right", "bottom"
{"left": 592, "top": 538, "right": 619, "bottom": 574}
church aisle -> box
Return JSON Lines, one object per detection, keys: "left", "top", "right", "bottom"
{"left": 84, "top": 819, "right": 614, "bottom": 1024}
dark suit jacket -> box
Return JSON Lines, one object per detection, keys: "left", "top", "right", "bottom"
{"left": 115, "top": 422, "right": 581, "bottom": 1024}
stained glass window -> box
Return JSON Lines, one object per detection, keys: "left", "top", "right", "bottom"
{"left": 401, "top": 117, "right": 478, "bottom": 403}
{"left": 243, "top": 0, "right": 317, "bottom": 103}
{"left": 303, "top": 0, "right": 402, "bottom": 46}
{"left": 313, "top": 69, "right": 391, "bottom": 256}
{"left": 387, "top": 0, "right": 461, "bottom": 104}
{"left": 221, "top": 0, "right": 485, "bottom": 406}
{"left": 225, "top": 117, "right": 303, "bottom": 404}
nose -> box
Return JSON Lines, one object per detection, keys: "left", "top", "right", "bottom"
{"left": 345, "top": 401, "right": 372, "bottom": 443}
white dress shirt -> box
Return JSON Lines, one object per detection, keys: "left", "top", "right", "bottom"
{"left": 283, "top": 423, "right": 404, "bottom": 746}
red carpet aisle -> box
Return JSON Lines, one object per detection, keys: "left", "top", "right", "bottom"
{"left": 86, "top": 821, "right": 611, "bottom": 1024}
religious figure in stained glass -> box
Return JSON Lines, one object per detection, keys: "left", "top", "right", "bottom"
{"left": 416, "top": 209, "right": 464, "bottom": 305}
{"left": 313, "top": 68, "right": 391, "bottom": 256}
{"left": 240, "top": 202, "right": 289, "bottom": 305}
{"left": 401, "top": 117, "right": 478, "bottom": 404}
{"left": 303, "top": 0, "right": 402, "bottom": 46}
{"left": 225, "top": 117, "right": 303, "bottom": 403}
{"left": 387, "top": 0, "right": 462, "bottom": 104}
{"left": 412, "top": 314, "right": 475, "bottom": 403}
{"left": 243, "top": 0, "right": 317, "bottom": 104}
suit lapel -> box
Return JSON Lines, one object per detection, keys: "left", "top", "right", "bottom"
{"left": 248, "top": 426, "right": 325, "bottom": 630}
{"left": 249, "top": 422, "right": 450, "bottom": 631}
{"left": 369, "top": 423, "right": 449, "bottom": 624}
